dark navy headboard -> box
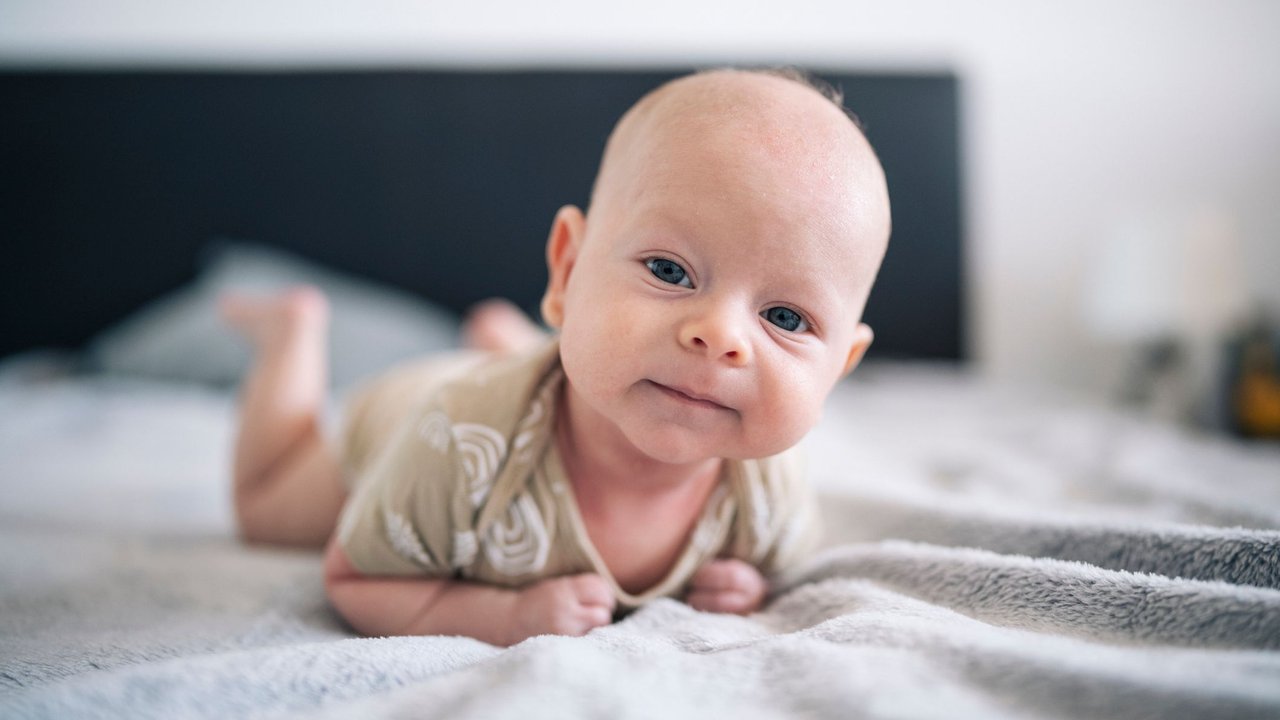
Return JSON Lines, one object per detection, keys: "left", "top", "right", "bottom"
{"left": 0, "top": 68, "right": 963, "bottom": 360}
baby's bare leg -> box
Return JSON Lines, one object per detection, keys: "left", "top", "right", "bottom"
{"left": 222, "top": 287, "right": 346, "bottom": 548}
{"left": 462, "top": 298, "right": 549, "bottom": 355}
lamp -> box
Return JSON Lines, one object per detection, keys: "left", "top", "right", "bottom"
{"left": 1084, "top": 206, "right": 1249, "bottom": 423}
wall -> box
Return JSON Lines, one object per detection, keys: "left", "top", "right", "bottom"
{"left": 4, "top": 0, "right": 1278, "bottom": 398}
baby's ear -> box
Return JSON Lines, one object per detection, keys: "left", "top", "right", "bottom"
{"left": 842, "top": 323, "right": 874, "bottom": 376}
{"left": 540, "top": 205, "right": 586, "bottom": 329}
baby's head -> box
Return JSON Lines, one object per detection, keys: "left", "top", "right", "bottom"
{"left": 541, "top": 68, "right": 891, "bottom": 464}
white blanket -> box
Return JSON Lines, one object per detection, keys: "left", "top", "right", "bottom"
{"left": 2, "top": 367, "right": 1278, "bottom": 719}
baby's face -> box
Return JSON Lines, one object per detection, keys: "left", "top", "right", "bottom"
{"left": 546, "top": 72, "right": 890, "bottom": 465}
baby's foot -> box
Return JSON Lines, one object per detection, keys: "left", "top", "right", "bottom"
{"left": 219, "top": 286, "right": 329, "bottom": 353}
{"left": 462, "top": 298, "right": 548, "bottom": 355}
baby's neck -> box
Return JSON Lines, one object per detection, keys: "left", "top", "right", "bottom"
{"left": 554, "top": 380, "right": 725, "bottom": 595}
{"left": 555, "top": 383, "right": 722, "bottom": 505}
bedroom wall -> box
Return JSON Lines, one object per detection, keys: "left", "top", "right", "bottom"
{"left": 4, "top": 0, "right": 1279, "bottom": 402}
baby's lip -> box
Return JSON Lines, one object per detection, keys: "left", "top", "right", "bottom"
{"left": 648, "top": 380, "right": 733, "bottom": 411}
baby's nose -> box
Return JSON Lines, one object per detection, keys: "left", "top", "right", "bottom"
{"left": 678, "top": 310, "right": 751, "bottom": 367}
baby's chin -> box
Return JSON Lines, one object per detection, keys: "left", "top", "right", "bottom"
{"left": 619, "top": 419, "right": 801, "bottom": 466}
{"left": 611, "top": 422, "right": 715, "bottom": 466}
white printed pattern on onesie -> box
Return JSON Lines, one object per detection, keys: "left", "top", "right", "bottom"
{"left": 390, "top": 409, "right": 552, "bottom": 578}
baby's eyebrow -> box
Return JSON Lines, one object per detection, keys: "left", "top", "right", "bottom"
{"left": 764, "top": 279, "right": 835, "bottom": 314}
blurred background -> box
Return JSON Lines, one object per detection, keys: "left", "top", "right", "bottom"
{"left": 2, "top": 0, "right": 1278, "bottom": 435}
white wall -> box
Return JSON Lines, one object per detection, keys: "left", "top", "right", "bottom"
{"left": 4, "top": 1, "right": 1278, "bottom": 398}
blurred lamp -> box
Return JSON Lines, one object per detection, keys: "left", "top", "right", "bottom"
{"left": 1085, "top": 207, "right": 1249, "bottom": 416}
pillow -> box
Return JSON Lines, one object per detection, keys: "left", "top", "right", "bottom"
{"left": 86, "top": 242, "right": 462, "bottom": 389}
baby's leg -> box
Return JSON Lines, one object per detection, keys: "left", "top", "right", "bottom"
{"left": 222, "top": 287, "right": 346, "bottom": 548}
{"left": 462, "top": 298, "right": 549, "bottom": 354}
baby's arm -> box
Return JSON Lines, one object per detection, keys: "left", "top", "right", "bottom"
{"left": 685, "top": 558, "right": 769, "bottom": 615}
{"left": 323, "top": 537, "right": 615, "bottom": 646}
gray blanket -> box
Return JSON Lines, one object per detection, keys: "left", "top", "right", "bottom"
{"left": 4, "top": 506, "right": 1277, "bottom": 719}
{"left": 2, "top": 374, "right": 1278, "bottom": 719}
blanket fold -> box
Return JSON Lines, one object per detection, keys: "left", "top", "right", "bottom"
{"left": 819, "top": 493, "right": 1280, "bottom": 588}
{"left": 785, "top": 540, "right": 1280, "bottom": 650}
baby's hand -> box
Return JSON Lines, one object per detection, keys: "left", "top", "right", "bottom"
{"left": 507, "top": 573, "right": 616, "bottom": 644}
{"left": 685, "top": 558, "right": 768, "bottom": 615}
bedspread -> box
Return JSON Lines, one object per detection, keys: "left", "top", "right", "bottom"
{"left": 1, "top": 367, "right": 1278, "bottom": 719}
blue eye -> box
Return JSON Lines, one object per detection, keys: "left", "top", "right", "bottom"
{"left": 762, "top": 307, "right": 808, "bottom": 332}
{"left": 645, "top": 258, "right": 692, "bottom": 288}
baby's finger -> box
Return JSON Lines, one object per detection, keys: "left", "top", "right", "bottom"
{"left": 686, "top": 588, "right": 753, "bottom": 615}
{"left": 579, "top": 604, "right": 614, "bottom": 630}
{"left": 570, "top": 573, "right": 617, "bottom": 610}
{"left": 691, "top": 559, "right": 762, "bottom": 592}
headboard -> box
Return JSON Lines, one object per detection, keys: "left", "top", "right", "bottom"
{"left": 0, "top": 68, "right": 963, "bottom": 360}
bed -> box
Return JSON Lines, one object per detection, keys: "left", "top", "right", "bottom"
{"left": 2, "top": 68, "right": 1278, "bottom": 719}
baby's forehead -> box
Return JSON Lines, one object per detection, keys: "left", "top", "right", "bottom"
{"left": 607, "top": 73, "right": 883, "bottom": 207}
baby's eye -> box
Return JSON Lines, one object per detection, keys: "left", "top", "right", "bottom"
{"left": 762, "top": 307, "right": 808, "bottom": 333}
{"left": 645, "top": 258, "right": 692, "bottom": 288}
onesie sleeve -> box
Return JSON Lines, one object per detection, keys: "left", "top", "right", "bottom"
{"left": 335, "top": 402, "right": 471, "bottom": 577}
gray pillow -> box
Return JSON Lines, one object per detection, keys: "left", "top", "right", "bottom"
{"left": 86, "top": 242, "right": 461, "bottom": 389}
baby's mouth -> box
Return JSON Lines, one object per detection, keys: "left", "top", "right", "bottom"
{"left": 647, "top": 380, "right": 732, "bottom": 411}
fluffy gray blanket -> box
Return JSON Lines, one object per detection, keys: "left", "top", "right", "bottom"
{"left": 4, "top": 507, "right": 1277, "bottom": 719}
{"left": 2, "top": 374, "right": 1278, "bottom": 719}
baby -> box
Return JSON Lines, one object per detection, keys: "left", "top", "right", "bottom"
{"left": 223, "top": 68, "right": 891, "bottom": 646}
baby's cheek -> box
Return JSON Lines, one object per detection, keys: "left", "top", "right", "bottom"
{"left": 575, "top": 284, "right": 632, "bottom": 340}
{"left": 560, "top": 298, "right": 640, "bottom": 398}
{"left": 749, "top": 378, "right": 823, "bottom": 454}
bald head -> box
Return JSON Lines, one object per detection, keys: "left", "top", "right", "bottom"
{"left": 583, "top": 70, "right": 891, "bottom": 305}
